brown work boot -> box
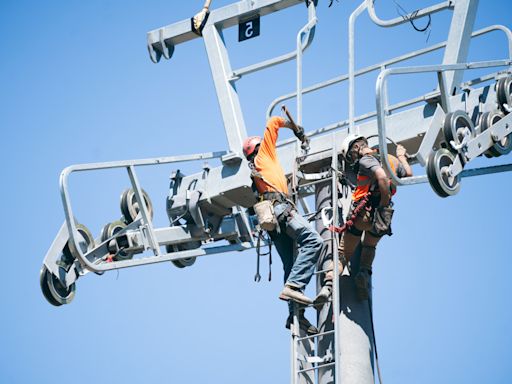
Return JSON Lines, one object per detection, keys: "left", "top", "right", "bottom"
{"left": 354, "top": 268, "right": 371, "bottom": 301}
{"left": 279, "top": 285, "right": 313, "bottom": 305}
{"left": 285, "top": 311, "right": 318, "bottom": 335}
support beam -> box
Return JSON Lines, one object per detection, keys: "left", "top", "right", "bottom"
{"left": 203, "top": 25, "right": 248, "bottom": 153}
{"left": 442, "top": 0, "right": 480, "bottom": 94}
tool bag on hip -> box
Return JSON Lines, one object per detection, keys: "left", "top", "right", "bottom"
{"left": 253, "top": 200, "right": 278, "bottom": 231}
{"left": 372, "top": 205, "right": 394, "bottom": 236}
{"left": 250, "top": 169, "right": 288, "bottom": 232}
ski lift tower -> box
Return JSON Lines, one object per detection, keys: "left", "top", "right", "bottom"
{"left": 40, "top": 1, "right": 512, "bottom": 383}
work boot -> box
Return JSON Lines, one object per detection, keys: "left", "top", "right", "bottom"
{"left": 354, "top": 268, "right": 371, "bottom": 301}
{"left": 279, "top": 285, "right": 313, "bottom": 305}
{"left": 313, "top": 284, "right": 332, "bottom": 307}
{"left": 285, "top": 311, "right": 318, "bottom": 335}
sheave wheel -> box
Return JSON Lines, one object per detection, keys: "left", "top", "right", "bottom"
{"left": 68, "top": 223, "right": 95, "bottom": 260}
{"left": 166, "top": 242, "right": 199, "bottom": 268}
{"left": 427, "top": 148, "right": 461, "bottom": 198}
{"left": 443, "top": 110, "right": 475, "bottom": 149}
{"left": 497, "top": 76, "right": 512, "bottom": 114}
{"left": 120, "top": 188, "right": 154, "bottom": 224}
{"left": 480, "top": 110, "right": 512, "bottom": 157}
{"left": 101, "top": 220, "right": 130, "bottom": 261}
{"left": 40, "top": 265, "right": 76, "bottom": 306}
{"left": 40, "top": 266, "right": 62, "bottom": 306}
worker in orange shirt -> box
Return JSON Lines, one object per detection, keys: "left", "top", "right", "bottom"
{"left": 243, "top": 116, "right": 323, "bottom": 335}
{"left": 315, "top": 134, "right": 412, "bottom": 303}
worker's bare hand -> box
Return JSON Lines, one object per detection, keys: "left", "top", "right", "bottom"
{"left": 396, "top": 144, "right": 407, "bottom": 158}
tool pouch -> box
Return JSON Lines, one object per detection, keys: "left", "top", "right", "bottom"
{"left": 372, "top": 206, "right": 394, "bottom": 237}
{"left": 254, "top": 200, "right": 277, "bottom": 231}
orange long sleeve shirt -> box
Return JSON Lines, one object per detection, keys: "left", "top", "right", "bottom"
{"left": 253, "top": 116, "right": 289, "bottom": 195}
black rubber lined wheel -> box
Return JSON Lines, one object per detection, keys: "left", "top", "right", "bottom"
{"left": 40, "top": 265, "right": 75, "bottom": 306}
{"left": 166, "top": 242, "right": 200, "bottom": 268}
{"left": 480, "top": 110, "right": 512, "bottom": 157}
{"left": 427, "top": 148, "right": 461, "bottom": 198}
{"left": 120, "top": 188, "right": 154, "bottom": 224}
{"left": 40, "top": 266, "right": 62, "bottom": 307}
{"left": 101, "top": 220, "right": 130, "bottom": 261}
{"left": 497, "top": 76, "right": 512, "bottom": 114}
{"left": 443, "top": 110, "right": 475, "bottom": 149}
{"left": 100, "top": 220, "right": 126, "bottom": 242}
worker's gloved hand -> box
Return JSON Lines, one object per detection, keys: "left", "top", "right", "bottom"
{"left": 396, "top": 144, "right": 407, "bottom": 158}
{"left": 301, "top": 136, "right": 310, "bottom": 152}
{"left": 192, "top": 8, "right": 210, "bottom": 35}
{"left": 288, "top": 122, "right": 305, "bottom": 141}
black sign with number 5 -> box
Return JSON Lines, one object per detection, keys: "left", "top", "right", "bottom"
{"left": 238, "top": 16, "right": 260, "bottom": 42}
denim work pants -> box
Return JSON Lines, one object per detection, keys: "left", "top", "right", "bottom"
{"left": 268, "top": 201, "right": 323, "bottom": 303}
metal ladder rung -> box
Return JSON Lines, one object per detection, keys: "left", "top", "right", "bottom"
{"left": 315, "top": 267, "right": 332, "bottom": 274}
{"left": 298, "top": 354, "right": 334, "bottom": 364}
{"left": 298, "top": 329, "right": 334, "bottom": 342}
{"left": 296, "top": 176, "right": 334, "bottom": 190}
{"left": 297, "top": 361, "right": 336, "bottom": 374}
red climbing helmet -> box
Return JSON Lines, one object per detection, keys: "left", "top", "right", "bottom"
{"left": 242, "top": 136, "right": 262, "bottom": 159}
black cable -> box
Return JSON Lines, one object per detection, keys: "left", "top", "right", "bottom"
{"left": 392, "top": 0, "right": 432, "bottom": 41}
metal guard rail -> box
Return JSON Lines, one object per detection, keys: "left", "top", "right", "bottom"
{"left": 267, "top": 24, "right": 512, "bottom": 120}
{"left": 229, "top": 1, "right": 317, "bottom": 80}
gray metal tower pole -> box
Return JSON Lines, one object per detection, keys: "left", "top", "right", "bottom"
{"left": 316, "top": 180, "right": 375, "bottom": 384}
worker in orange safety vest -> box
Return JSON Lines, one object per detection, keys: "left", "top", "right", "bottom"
{"left": 315, "top": 134, "right": 412, "bottom": 303}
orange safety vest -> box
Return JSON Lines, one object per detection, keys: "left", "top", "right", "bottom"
{"left": 352, "top": 154, "right": 400, "bottom": 201}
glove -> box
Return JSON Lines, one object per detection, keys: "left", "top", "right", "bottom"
{"left": 301, "top": 136, "right": 310, "bottom": 152}
{"left": 286, "top": 121, "right": 305, "bottom": 141}
{"left": 192, "top": 8, "right": 210, "bottom": 35}
{"left": 396, "top": 144, "right": 407, "bottom": 158}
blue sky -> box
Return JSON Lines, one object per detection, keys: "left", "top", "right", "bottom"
{"left": 1, "top": 1, "right": 511, "bottom": 383}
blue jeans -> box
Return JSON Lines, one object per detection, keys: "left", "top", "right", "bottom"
{"left": 268, "top": 201, "right": 324, "bottom": 310}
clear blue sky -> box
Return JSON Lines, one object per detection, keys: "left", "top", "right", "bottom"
{"left": 1, "top": 1, "right": 511, "bottom": 383}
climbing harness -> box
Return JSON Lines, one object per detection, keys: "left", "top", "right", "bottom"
{"left": 328, "top": 192, "right": 372, "bottom": 234}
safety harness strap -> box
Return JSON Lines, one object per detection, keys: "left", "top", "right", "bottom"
{"left": 328, "top": 192, "right": 372, "bottom": 234}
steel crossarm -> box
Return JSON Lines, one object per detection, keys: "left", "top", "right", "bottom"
{"left": 147, "top": 0, "right": 304, "bottom": 63}
{"left": 59, "top": 151, "right": 227, "bottom": 273}
{"left": 375, "top": 59, "right": 512, "bottom": 186}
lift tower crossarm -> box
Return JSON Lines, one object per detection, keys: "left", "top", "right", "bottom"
{"left": 147, "top": 0, "right": 303, "bottom": 63}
